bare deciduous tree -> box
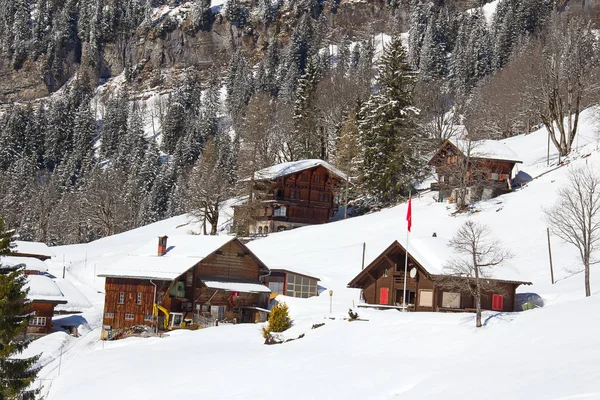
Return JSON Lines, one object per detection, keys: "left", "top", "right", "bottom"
{"left": 534, "top": 13, "right": 597, "bottom": 158}
{"left": 414, "top": 81, "right": 460, "bottom": 145}
{"left": 440, "top": 220, "right": 512, "bottom": 327}
{"left": 188, "top": 139, "right": 234, "bottom": 235}
{"left": 544, "top": 165, "right": 600, "bottom": 297}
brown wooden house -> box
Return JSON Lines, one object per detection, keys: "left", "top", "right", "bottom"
{"left": 25, "top": 275, "right": 67, "bottom": 336}
{"left": 98, "top": 235, "right": 271, "bottom": 339}
{"left": 348, "top": 239, "right": 531, "bottom": 313}
{"left": 234, "top": 159, "right": 349, "bottom": 234}
{"left": 262, "top": 269, "right": 320, "bottom": 299}
{"left": 428, "top": 139, "right": 522, "bottom": 203}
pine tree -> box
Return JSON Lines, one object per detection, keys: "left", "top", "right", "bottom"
{"left": 11, "top": 0, "right": 31, "bottom": 69}
{"left": 419, "top": 9, "right": 449, "bottom": 81}
{"left": 408, "top": 0, "right": 429, "bottom": 69}
{"left": 293, "top": 59, "right": 321, "bottom": 159}
{"left": 262, "top": 302, "right": 291, "bottom": 338}
{"left": 0, "top": 217, "right": 40, "bottom": 400}
{"left": 358, "top": 36, "right": 426, "bottom": 203}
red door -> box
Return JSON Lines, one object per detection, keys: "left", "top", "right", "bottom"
{"left": 379, "top": 288, "right": 389, "bottom": 305}
{"left": 491, "top": 294, "right": 504, "bottom": 311}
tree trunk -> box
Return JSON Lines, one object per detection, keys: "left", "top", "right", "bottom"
{"left": 585, "top": 256, "right": 591, "bottom": 297}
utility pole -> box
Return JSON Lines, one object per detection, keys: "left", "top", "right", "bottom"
{"left": 361, "top": 242, "right": 366, "bottom": 270}
{"left": 329, "top": 290, "right": 334, "bottom": 314}
{"left": 547, "top": 228, "right": 555, "bottom": 284}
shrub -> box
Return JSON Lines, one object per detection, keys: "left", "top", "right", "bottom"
{"left": 262, "top": 302, "right": 292, "bottom": 338}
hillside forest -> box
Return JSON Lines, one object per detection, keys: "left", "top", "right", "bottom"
{"left": 0, "top": 0, "right": 599, "bottom": 244}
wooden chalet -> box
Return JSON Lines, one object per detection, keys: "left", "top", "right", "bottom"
{"left": 262, "top": 269, "right": 320, "bottom": 299}
{"left": 428, "top": 139, "right": 522, "bottom": 203}
{"left": 98, "top": 235, "right": 271, "bottom": 339}
{"left": 348, "top": 239, "right": 531, "bottom": 313}
{"left": 234, "top": 159, "right": 349, "bottom": 234}
{"left": 25, "top": 275, "right": 67, "bottom": 336}
{"left": 12, "top": 240, "right": 55, "bottom": 261}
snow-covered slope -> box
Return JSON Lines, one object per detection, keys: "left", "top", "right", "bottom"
{"left": 30, "top": 106, "right": 600, "bottom": 399}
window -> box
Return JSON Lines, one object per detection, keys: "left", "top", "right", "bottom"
{"left": 318, "top": 192, "right": 329, "bottom": 202}
{"left": 125, "top": 313, "right": 135, "bottom": 320}
{"left": 137, "top": 292, "right": 143, "bottom": 305}
{"left": 492, "top": 294, "right": 504, "bottom": 311}
{"left": 118, "top": 292, "right": 125, "bottom": 304}
{"left": 104, "top": 313, "right": 115, "bottom": 319}
{"left": 274, "top": 206, "right": 287, "bottom": 217}
{"left": 258, "top": 226, "right": 263, "bottom": 234}
{"left": 440, "top": 175, "right": 445, "bottom": 183}
{"left": 186, "top": 270, "right": 193, "bottom": 287}
{"left": 491, "top": 172, "right": 499, "bottom": 180}
{"left": 300, "top": 173, "right": 308, "bottom": 182}
{"left": 30, "top": 316, "right": 47, "bottom": 326}
{"left": 441, "top": 292, "right": 461, "bottom": 308}
{"left": 418, "top": 290, "right": 433, "bottom": 307}
{"left": 264, "top": 226, "right": 269, "bottom": 233}
{"left": 268, "top": 281, "right": 284, "bottom": 294}
{"left": 314, "top": 174, "right": 321, "bottom": 183}
{"left": 379, "top": 288, "right": 389, "bottom": 305}
{"left": 144, "top": 315, "right": 153, "bottom": 321}
{"left": 383, "top": 268, "right": 388, "bottom": 277}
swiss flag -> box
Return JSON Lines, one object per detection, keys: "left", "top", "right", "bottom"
{"left": 406, "top": 195, "right": 412, "bottom": 232}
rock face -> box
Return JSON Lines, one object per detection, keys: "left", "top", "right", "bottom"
{"left": 0, "top": 0, "right": 399, "bottom": 103}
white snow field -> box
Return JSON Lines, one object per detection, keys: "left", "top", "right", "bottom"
{"left": 24, "top": 107, "right": 600, "bottom": 399}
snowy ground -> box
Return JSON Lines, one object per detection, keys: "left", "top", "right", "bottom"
{"left": 23, "top": 107, "right": 600, "bottom": 399}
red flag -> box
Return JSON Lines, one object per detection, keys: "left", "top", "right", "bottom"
{"left": 406, "top": 195, "right": 412, "bottom": 232}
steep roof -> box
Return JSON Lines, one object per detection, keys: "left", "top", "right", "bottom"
{"left": 242, "top": 159, "right": 349, "bottom": 182}
{"left": 431, "top": 139, "right": 523, "bottom": 164}
{"left": 97, "top": 235, "right": 269, "bottom": 281}
{"left": 0, "top": 256, "right": 49, "bottom": 272}
{"left": 348, "top": 237, "right": 531, "bottom": 288}
{"left": 26, "top": 275, "right": 67, "bottom": 304}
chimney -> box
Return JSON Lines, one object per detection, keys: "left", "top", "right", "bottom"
{"left": 158, "top": 236, "right": 168, "bottom": 256}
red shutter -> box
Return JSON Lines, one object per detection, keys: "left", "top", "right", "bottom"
{"left": 492, "top": 294, "right": 504, "bottom": 311}
{"left": 379, "top": 288, "right": 389, "bottom": 305}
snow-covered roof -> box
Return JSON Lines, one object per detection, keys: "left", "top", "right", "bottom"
{"left": 13, "top": 241, "right": 55, "bottom": 258}
{"left": 98, "top": 235, "right": 236, "bottom": 280}
{"left": 243, "top": 159, "right": 349, "bottom": 182}
{"left": 203, "top": 281, "right": 271, "bottom": 293}
{"left": 350, "top": 237, "right": 529, "bottom": 286}
{"left": 448, "top": 139, "right": 523, "bottom": 164}
{"left": 25, "top": 275, "right": 67, "bottom": 304}
{"left": 0, "top": 256, "right": 49, "bottom": 272}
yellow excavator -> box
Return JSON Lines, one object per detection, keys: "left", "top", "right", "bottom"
{"left": 153, "top": 304, "right": 170, "bottom": 330}
{"left": 153, "top": 304, "right": 186, "bottom": 330}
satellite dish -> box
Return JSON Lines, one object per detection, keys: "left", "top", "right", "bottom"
{"left": 409, "top": 267, "right": 417, "bottom": 278}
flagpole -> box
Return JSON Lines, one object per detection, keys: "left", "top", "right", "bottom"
{"left": 402, "top": 190, "right": 411, "bottom": 313}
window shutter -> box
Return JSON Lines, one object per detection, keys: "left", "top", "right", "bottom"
{"left": 379, "top": 288, "right": 389, "bottom": 305}
{"left": 492, "top": 294, "right": 504, "bottom": 311}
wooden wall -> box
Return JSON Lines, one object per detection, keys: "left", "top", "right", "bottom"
{"left": 195, "top": 240, "right": 261, "bottom": 281}
{"left": 102, "top": 277, "right": 160, "bottom": 330}
{"left": 27, "top": 302, "right": 56, "bottom": 335}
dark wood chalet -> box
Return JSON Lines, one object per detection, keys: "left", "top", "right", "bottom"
{"left": 25, "top": 275, "right": 67, "bottom": 336}
{"left": 262, "top": 269, "right": 320, "bottom": 299}
{"left": 428, "top": 139, "right": 522, "bottom": 203}
{"left": 99, "top": 235, "right": 271, "bottom": 339}
{"left": 234, "top": 159, "right": 349, "bottom": 234}
{"left": 348, "top": 240, "right": 531, "bottom": 313}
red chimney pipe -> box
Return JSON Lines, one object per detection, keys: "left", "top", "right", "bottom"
{"left": 158, "top": 236, "right": 168, "bottom": 256}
